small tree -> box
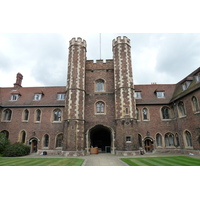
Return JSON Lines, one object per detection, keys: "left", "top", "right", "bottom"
{"left": 0, "top": 133, "right": 10, "bottom": 155}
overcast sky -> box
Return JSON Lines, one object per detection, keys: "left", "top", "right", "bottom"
{"left": 0, "top": 33, "right": 200, "bottom": 87}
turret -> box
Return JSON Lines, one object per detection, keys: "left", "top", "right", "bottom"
{"left": 112, "top": 36, "right": 138, "bottom": 151}
{"left": 63, "top": 37, "right": 87, "bottom": 152}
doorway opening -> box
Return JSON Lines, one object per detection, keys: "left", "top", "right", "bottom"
{"left": 29, "top": 137, "right": 38, "bottom": 153}
{"left": 86, "top": 124, "right": 115, "bottom": 154}
{"left": 144, "top": 137, "right": 154, "bottom": 152}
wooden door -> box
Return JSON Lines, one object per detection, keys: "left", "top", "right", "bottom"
{"left": 144, "top": 139, "right": 153, "bottom": 152}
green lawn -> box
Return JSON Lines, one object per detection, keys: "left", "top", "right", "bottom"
{"left": 121, "top": 156, "right": 200, "bottom": 166}
{"left": 0, "top": 158, "right": 85, "bottom": 166}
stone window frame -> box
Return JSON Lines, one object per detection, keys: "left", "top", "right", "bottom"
{"left": 2, "top": 108, "right": 12, "bottom": 122}
{"left": 126, "top": 136, "right": 132, "bottom": 143}
{"left": 161, "top": 106, "right": 171, "bottom": 120}
{"left": 191, "top": 96, "right": 200, "bottom": 113}
{"left": 52, "top": 108, "right": 62, "bottom": 123}
{"left": 142, "top": 107, "right": 150, "bottom": 121}
{"left": 22, "top": 109, "right": 30, "bottom": 122}
{"left": 183, "top": 130, "right": 193, "bottom": 148}
{"left": 55, "top": 133, "right": 63, "bottom": 148}
{"left": 138, "top": 134, "right": 143, "bottom": 148}
{"left": 95, "top": 100, "right": 106, "bottom": 115}
{"left": 94, "top": 79, "right": 106, "bottom": 93}
{"left": 18, "top": 130, "right": 27, "bottom": 144}
{"left": 178, "top": 101, "right": 186, "bottom": 118}
{"left": 43, "top": 134, "right": 50, "bottom": 148}
{"left": 35, "top": 109, "right": 42, "bottom": 123}
{"left": 164, "top": 132, "right": 175, "bottom": 147}
{"left": 156, "top": 133, "right": 163, "bottom": 147}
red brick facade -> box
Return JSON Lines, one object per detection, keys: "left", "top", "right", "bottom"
{"left": 1, "top": 36, "right": 200, "bottom": 156}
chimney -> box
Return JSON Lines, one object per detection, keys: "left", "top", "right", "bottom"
{"left": 14, "top": 73, "right": 23, "bottom": 89}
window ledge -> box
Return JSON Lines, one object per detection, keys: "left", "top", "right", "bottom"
{"left": 126, "top": 141, "right": 132, "bottom": 143}
{"left": 52, "top": 121, "right": 62, "bottom": 123}
{"left": 95, "top": 113, "right": 106, "bottom": 115}
{"left": 194, "top": 111, "right": 200, "bottom": 115}
{"left": 161, "top": 119, "right": 172, "bottom": 121}
{"left": 34, "top": 121, "right": 41, "bottom": 124}
{"left": 179, "top": 115, "right": 187, "bottom": 119}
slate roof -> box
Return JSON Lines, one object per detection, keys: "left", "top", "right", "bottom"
{"left": 0, "top": 86, "right": 66, "bottom": 107}
{"left": 135, "top": 84, "right": 176, "bottom": 105}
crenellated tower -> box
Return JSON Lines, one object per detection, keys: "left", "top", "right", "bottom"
{"left": 112, "top": 36, "right": 138, "bottom": 151}
{"left": 63, "top": 37, "right": 86, "bottom": 153}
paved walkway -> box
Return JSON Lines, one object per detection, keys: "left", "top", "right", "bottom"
{"left": 82, "top": 154, "right": 128, "bottom": 166}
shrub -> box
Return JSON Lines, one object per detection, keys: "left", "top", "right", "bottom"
{"left": 2, "top": 142, "right": 30, "bottom": 157}
{"left": 0, "top": 133, "right": 10, "bottom": 154}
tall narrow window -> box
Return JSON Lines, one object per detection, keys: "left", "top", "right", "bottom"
{"left": 156, "top": 133, "right": 162, "bottom": 147}
{"left": 36, "top": 109, "right": 41, "bottom": 122}
{"left": 161, "top": 107, "right": 170, "bottom": 119}
{"left": 138, "top": 134, "right": 142, "bottom": 148}
{"left": 175, "top": 133, "right": 180, "bottom": 147}
{"left": 96, "top": 101, "right": 105, "bottom": 113}
{"left": 142, "top": 108, "right": 148, "bottom": 120}
{"left": 165, "top": 133, "right": 174, "bottom": 147}
{"left": 192, "top": 96, "right": 199, "bottom": 112}
{"left": 53, "top": 109, "right": 62, "bottom": 121}
{"left": 21, "top": 131, "right": 26, "bottom": 143}
{"left": 56, "top": 134, "right": 63, "bottom": 148}
{"left": 43, "top": 134, "right": 49, "bottom": 147}
{"left": 96, "top": 79, "right": 105, "bottom": 92}
{"left": 3, "top": 109, "right": 12, "bottom": 121}
{"left": 1, "top": 130, "right": 9, "bottom": 139}
{"left": 185, "top": 131, "right": 192, "bottom": 147}
{"left": 23, "top": 109, "right": 29, "bottom": 121}
{"left": 178, "top": 101, "right": 186, "bottom": 117}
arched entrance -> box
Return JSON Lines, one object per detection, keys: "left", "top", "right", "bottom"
{"left": 144, "top": 137, "right": 154, "bottom": 152}
{"left": 29, "top": 137, "right": 39, "bottom": 153}
{"left": 86, "top": 124, "right": 115, "bottom": 154}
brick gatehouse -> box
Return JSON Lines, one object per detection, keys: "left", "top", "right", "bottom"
{"left": 1, "top": 36, "right": 200, "bottom": 156}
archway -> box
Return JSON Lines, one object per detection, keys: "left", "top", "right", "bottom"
{"left": 144, "top": 137, "right": 154, "bottom": 152}
{"left": 29, "top": 137, "right": 39, "bottom": 153}
{"left": 86, "top": 124, "right": 115, "bottom": 154}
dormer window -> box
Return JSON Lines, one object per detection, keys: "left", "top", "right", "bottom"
{"left": 156, "top": 91, "right": 165, "bottom": 98}
{"left": 34, "top": 94, "right": 42, "bottom": 101}
{"left": 195, "top": 73, "right": 200, "bottom": 82}
{"left": 134, "top": 91, "right": 142, "bottom": 99}
{"left": 57, "top": 93, "right": 65, "bottom": 100}
{"left": 182, "top": 81, "right": 191, "bottom": 91}
{"left": 10, "top": 94, "right": 20, "bottom": 101}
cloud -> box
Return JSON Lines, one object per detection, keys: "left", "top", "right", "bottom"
{"left": 155, "top": 33, "right": 200, "bottom": 81}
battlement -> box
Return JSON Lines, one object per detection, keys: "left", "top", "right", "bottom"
{"left": 112, "top": 36, "right": 131, "bottom": 47}
{"left": 69, "top": 37, "right": 87, "bottom": 48}
{"left": 86, "top": 59, "right": 114, "bottom": 70}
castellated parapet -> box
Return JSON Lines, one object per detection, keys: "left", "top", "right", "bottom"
{"left": 112, "top": 36, "right": 131, "bottom": 47}
{"left": 69, "top": 37, "right": 87, "bottom": 48}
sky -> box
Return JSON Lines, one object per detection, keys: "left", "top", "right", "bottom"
{"left": 1, "top": 33, "right": 200, "bottom": 87}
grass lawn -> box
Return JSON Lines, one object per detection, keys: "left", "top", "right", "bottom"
{"left": 0, "top": 157, "right": 85, "bottom": 166}
{"left": 121, "top": 156, "right": 200, "bottom": 166}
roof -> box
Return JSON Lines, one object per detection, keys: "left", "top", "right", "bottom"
{"left": 0, "top": 86, "right": 66, "bottom": 107}
{"left": 135, "top": 84, "right": 176, "bottom": 105}
{"left": 170, "top": 67, "right": 200, "bottom": 102}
